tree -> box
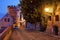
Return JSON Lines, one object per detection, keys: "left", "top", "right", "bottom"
{"left": 20, "top": 0, "right": 42, "bottom": 22}
{"left": 20, "top": 0, "right": 47, "bottom": 31}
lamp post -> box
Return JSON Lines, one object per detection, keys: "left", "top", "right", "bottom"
{"left": 44, "top": 7, "right": 53, "bottom": 21}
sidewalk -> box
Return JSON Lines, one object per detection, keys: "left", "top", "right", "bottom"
{"left": 45, "top": 32, "right": 60, "bottom": 39}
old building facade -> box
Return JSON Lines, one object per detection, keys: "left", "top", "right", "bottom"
{"left": 0, "top": 13, "right": 14, "bottom": 28}
{"left": 7, "top": 6, "right": 21, "bottom": 28}
{"left": 36, "top": 0, "right": 60, "bottom": 35}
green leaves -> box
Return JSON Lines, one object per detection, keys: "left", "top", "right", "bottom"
{"left": 20, "top": 0, "right": 42, "bottom": 23}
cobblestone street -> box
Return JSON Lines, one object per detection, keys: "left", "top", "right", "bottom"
{"left": 9, "top": 26, "right": 60, "bottom": 40}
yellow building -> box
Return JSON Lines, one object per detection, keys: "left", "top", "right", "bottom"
{"left": 38, "top": 1, "right": 60, "bottom": 35}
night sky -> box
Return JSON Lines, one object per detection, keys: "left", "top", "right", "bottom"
{"left": 0, "top": 0, "right": 19, "bottom": 19}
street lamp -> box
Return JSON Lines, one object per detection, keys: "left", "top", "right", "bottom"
{"left": 44, "top": 7, "right": 50, "bottom": 23}
{"left": 44, "top": 7, "right": 53, "bottom": 22}
{"left": 45, "top": 7, "right": 53, "bottom": 13}
{"left": 45, "top": 8, "right": 50, "bottom": 13}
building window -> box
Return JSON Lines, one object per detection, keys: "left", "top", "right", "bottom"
{"left": 4, "top": 18, "right": 7, "bottom": 22}
{"left": 8, "top": 18, "right": 10, "bottom": 22}
{"left": 4, "top": 18, "right": 10, "bottom": 22}
{"left": 55, "top": 15, "right": 59, "bottom": 21}
{"left": 48, "top": 16, "right": 51, "bottom": 21}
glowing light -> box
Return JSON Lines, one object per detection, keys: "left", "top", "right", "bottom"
{"left": 45, "top": 8, "right": 50, "bottom": 12}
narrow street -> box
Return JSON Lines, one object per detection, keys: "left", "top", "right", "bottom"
{"left": 9, "top": 26, "right": 60, "bottom": 40}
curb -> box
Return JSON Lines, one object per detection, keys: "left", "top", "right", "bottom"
{"left": 45, "top": 32, "right": 60, "bottom": 39}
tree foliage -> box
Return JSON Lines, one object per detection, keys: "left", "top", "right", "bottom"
{"left": 20, "top": 0, "right": 42, "bottom": 23}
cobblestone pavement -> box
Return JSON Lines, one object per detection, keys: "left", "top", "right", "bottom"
{"left": 9, "top": 26, "right": 60, "bottom": 40}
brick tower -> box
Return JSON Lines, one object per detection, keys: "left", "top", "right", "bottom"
{"left": 7, "top": 6, "right": 21, "bottom": 28}
{"left": 8, "top": 6, "right": 17, "bottom": 20}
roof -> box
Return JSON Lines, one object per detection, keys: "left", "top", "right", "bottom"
{"left": 0, "top": 13, "right": 13, "bottom": 21}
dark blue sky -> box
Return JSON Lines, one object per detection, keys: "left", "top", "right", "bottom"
{"left": 0, "top": 0, "right": 19, "bottom": 19}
